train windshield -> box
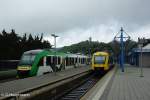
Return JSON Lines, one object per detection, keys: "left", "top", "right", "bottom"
{"left": 19, "top": 54, "right": 36, "bottom": 65}
{"left": 94, "top": 56, "right": 105, "bottom": 64}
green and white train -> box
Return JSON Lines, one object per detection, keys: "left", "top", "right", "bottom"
{"left": 17, "top": 49, "right": 90, "bottom": 78}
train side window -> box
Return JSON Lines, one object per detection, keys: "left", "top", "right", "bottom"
{"left": 56, "top": 56, "right": 58, "bottom": 64}
{"left": 70, "top": 57, "right": 72, "bottom": 65}
{"left": 55, "top": 56, "right": 58, "bottom": 65}
{"left": 75, "top": 58, "right": 77, "bottom": 63}
{"left": 73, "top": 58, "right": 75, "bottom": 64}
{"left": 72, "top": 58, "right": 74, "bottom": 65}
{"left": 72, "top": 58, "right": 73, "bottom": 65}
{"left": 66, "top": 57, "right": 68, "bottom": 66}
{"left": 50, "top": 56, "right": 52, "bottom": 64}
{"left": 58, "top": 57, "right": 60, "bottom": 64}
{"left": 83, "top": 58, "right": 84, "bottom": 64}
{"left": 69, "top": 57, "right": 71, "bottom": 65}
{"left": 72, "top": 57, "right": 73, "bottom": 65}
{"left": 46, "top": 56, "right": 50, "bottom": 65}
{"left": 53, "top": 56, "right": 55, "bottom": 63}
{"left": 68, "top": 57, "right": 70, "bottom": 66}
{"left": 51, "top": 56, "right": 53, "bottom": 64}
{"left": 79, "top": 58, "right": 81, "bottom": 63}
{"left": 71, "top": 57, "right": 73, "bottom": 65}
{"left": 53, "top": 56, "right": 57, "bottom": 64}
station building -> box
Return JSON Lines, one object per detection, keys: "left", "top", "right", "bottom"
{"left": 129, "top": 43, "right": 150, "bottom": 67}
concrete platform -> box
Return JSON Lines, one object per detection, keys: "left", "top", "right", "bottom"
{"left": 100, "top": 64, "right": 150, "bottom": 100}
{"left": 0, "top": 66, "right": 91, "bottom": 98}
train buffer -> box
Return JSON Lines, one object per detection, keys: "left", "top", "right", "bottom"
{"left": 82, "top": 64, "right": 150, "bottom": 100}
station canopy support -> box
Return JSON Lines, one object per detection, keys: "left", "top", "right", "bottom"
{"left": 114, "top": 27, "right": 130, "bottom": 72}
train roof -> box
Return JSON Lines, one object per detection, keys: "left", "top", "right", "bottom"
{"left": 47, "top": 52, "right": 67, "bottom": 57}
{"left": 24, "top": 49, "right": 43, "bottom": 55}
{"left": 23, "top": 49, "right": 88, "bottom": 58}
{"left": 93, "top": 51, "right": 109, "bottom": 56}
{"left": 66, "top": 53, "right": 88, "bottom": 58}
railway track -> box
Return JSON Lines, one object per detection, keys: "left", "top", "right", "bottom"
{"left": 57, "top": 73, "right": 103, "bottom": 100}
{"left": 0, "top": 70, "right": 17, "bottom": 83}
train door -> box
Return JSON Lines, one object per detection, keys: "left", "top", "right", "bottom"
{"left": 65, "top": 57, "right": 74, "bottom": 69}
{"left": 56, "top": 56, "right": 61, "bottom": 70}
{"left": 60, "top": 57, "right": 65, "bottom": 70}
{"left": 74, "top": 57, "right": 78, "bottom": 67}
{"left": 37, "top": 56, "right": 53, "bottom": 76}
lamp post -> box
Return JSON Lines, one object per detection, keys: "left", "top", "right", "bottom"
{"left": 89, "top": 37, "right": 92, "bottom": 57}
{"left": 51, "top": 34, "right": 59, "bottom": 75}
{"left": 88, "top": 37, "right": 92, "bottom": 65}
{"left": 138, "top": 38, "right": 144, "bottom": 77}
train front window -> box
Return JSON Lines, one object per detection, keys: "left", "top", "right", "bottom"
{"left": 19, "top": 54, "right": 36, "bottom": 65}
{"left": 94, "top": 56, "right": 105, "bottom": 64}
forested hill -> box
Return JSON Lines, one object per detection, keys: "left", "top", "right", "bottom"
{"left": 60, "top": 40, "right": 138, "bottom": 57}
{"left": 0, "top": 29, "right": 51, "bottom": 60}
{"left": 60, "top": 40, "right": 113, "bottom": 55}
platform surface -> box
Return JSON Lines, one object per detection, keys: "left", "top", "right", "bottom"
{"left": 0, "top": 66, "right": 90, "bottom": 97}
{"left": 101, "top": 64, "right": 150, "bottom": 100}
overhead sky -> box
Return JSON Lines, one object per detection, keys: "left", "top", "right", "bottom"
{"left": 1, "top": 0, "right": 150, "bottom": 47}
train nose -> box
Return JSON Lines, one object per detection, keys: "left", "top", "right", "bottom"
{"left": 17, "top": 70, "right": 30, "bottom": 78}
{"left": 17, "top": 66, "right": 31, "bottom": 78}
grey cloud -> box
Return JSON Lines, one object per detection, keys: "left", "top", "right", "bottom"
{"left": 0, "top": 0, "right": 150, "bottom": 46}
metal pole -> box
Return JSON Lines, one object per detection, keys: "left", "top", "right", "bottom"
{"left": 89, "top": 37, "right": 92, "bottom": 65}
{"left": 120, "top": 27, "right": 124, "bottom": 72}
{"left": 51, "top": 34, "right": 59, "bottom": 75}
{"left": 140, "top": 44, "right": 143, "bottom": 77}
{"left": 89, "top": 37, "right": 92, "bottom": 57}
{"left": 54, "top": 36, "right": 56, "bottom": 75}
{"left": 114, "top": 27, "right": 130, "bottom": 72}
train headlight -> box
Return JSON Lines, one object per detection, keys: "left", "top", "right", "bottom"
{"left": 17, "top": 66, "right": 31, "bottom": 70}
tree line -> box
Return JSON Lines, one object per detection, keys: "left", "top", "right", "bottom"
{"left": 0, "top": 29, "right": 139, "bottom": 61}
{"left": 60, "top": 40, "right": 114, "bottom": 55}
{"left": 60, "top": 39, "right": 138, "bottom": 62}
{"left": 0, "top": 29, "right": 51, "bottom": 60}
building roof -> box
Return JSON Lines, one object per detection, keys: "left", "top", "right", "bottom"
{"left": 133, "top": 43, "right": 150, "bottom": 53}
{"left": 143, "top": 43, "right": 150, "bottom": 49}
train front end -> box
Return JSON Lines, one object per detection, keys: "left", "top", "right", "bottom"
{"left": 17, "top": 52, "right": 36, "bottom": 78}
{"left": 92, "top": 52, "right": 109, "bottom": 71}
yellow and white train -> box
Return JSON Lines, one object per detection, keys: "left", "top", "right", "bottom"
{"left": 91, "top": 51, "right": 114, "bottom": 72}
